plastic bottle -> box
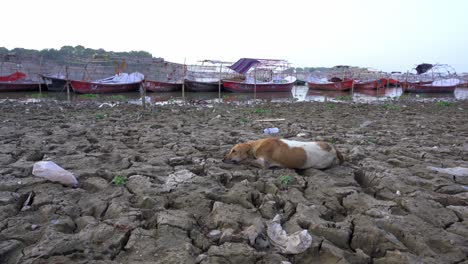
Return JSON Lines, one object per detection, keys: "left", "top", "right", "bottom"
{"left": 263, "top": 127, "right": 279, "bottom": 134}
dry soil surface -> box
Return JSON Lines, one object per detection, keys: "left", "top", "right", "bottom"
{"left": 0, "top": 99, "right": 467, "bottom": 264}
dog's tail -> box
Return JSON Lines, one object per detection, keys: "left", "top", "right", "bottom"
{"left": 335, "top": 148, "right": 345, "bottom": 164}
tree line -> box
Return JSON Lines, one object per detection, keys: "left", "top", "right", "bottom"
{"left": 0, "top": 45, "right": 153, "bottom": 64}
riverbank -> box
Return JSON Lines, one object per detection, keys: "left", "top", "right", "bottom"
{"left": 0, "top": 99, "right": 467, "bottom": 263}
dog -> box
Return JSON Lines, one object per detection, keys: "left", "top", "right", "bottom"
{"left": 223, "top": 137, "right": 343, "bottom": 169}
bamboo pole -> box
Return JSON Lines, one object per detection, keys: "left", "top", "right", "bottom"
{"left": 218, "top": 63, "right": 222, "bottom": 101}
{"left": 140, "top": 80, "right": 146, "bottom": 110}
{"left": 38, "top": 57, "right": 43, "bottom": 93}
{"left": 182, "top": 63, "right": 186, "bottom": 102}
{"left": 254, "top": 66, "right": 257, "bottom": 100}
{"left": 66, "top": 66, "right": 70, "bottom": 101}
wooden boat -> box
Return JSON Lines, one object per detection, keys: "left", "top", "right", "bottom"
{"left": 307, "top": 79, "right": 354, "bottom": 91}
{"left": 143, "top": 80, "right": 182, "bottom": 92}
{"left": 40, "top": 74, "right": 68, "bottom": 92}
{"left": 223, "top": 58, "right": 295, "bottom": 93}
{"left": 71, "top": 80, "right": 140, "bottom": 94}
{"left": 0, "top": 81, "right": 44, "bottom": 92}
{"left": 223, "top": 78, "right": 295, "bottom": 93}
{"left": 70, "top": 72, "right": 144, "bottom": 94}
{"left": 354, "top": 79, "right": 384, "bottom": 90}
{"left": 0, "top": 72, "right": 44, "bottom": 92}
{"left": 402, "top": 79, "right": 458, "bottom": 93}
{"left": 184, "top": 78, "right": 221, "bottom": 92}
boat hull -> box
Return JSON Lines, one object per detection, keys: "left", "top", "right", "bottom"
{"left": 355, "top": 79, "right": 386, "bottom": 90}
{"left": 404, "top": 83, "right": 456, "bottom": 93}
{"left": 0, "top": 81, "right": 44, "bottom": 92}
{"left": 70, "top": 80, "right": 141, "bottom": 94}
{"left": 223, "top": 80, "right": 294, "bottom": 93}
{"left": 307, "top": 80, "right": 354, "bottom": 91}
{"left": 41, "top": 75, "right": 68, "bottom": 92}
{"left": 144, "top": 80, "right": 182, "bottom": 92}
{"left": 185, "top": 80, "right": 221, "bottom": 92}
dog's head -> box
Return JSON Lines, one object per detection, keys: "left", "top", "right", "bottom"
{"left": 223, "top": 143, "right": 252, "bottom": 164}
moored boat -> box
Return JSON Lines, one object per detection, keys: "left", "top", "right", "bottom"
{"left": 0, "top": 71, "right": 44, "bottom": 92}
{"left": 307, "top": 78, "right": 354, "bottom": 91}
{"left": 143, "top": 80, "right": 182, "bottom": 92}
{"left": 354, "top": 79, "right": 384, "bottom": 90}
{"left": 223, "top": 77, "right": 295, "bottom": 93}
{"left": 40, "top": 74, "right": 68, "bottom": 92}
{"left": 70, "top": 72, "right": 144, "bottom": 94}
{"left": 184, "top": 78, "right": 221, "bottom": 92}
{"left": 223, "top": 58, "right": 295, "bottom": 93}
{"left": 403, "top": 79, "right": 459, "bottom": 93}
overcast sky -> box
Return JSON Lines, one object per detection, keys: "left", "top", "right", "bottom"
{"left": 2, "top": 0, "right": 467, "bottom": 72}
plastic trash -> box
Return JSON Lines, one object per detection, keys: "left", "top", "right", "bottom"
{"left": 32, "top": 161, "right": 78, "bottom": 187}
{"left": 263, "top": 127, "right": 279, "bottom": 134}
{"left": 428, "top": 166, "right": 468, "bottom": 177}
{"left": 267, "top": 214, "right": 312, "bottom": 254}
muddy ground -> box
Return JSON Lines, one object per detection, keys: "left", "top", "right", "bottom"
{"left": 0, "top": 98, "right": 467, "bottom": 264}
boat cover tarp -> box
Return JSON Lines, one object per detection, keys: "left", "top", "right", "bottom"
{"left": 94, "top": 72, "right": 144, "bottom": 84}
{"left": 0, "top": 71, "right": 27, "bottom": 82}
{"left": 416, "top": 63, "right": 433, "bottom": 75}
{"left": 229, "top": 58, "right": 260, "bottom": 74}
{"left": 424, "top": 78, "right": 460, "bottom": 87}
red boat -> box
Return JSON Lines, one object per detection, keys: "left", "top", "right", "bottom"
{"left": 402, "top": 79, "right": 457, "bottom": 93}
{"left": 0, "top": 71, "right": 44, "bottom": 92}
{"left": 307, "top": 79, "right": 354, "bottom": 91}
{"left": 400, "top": 81, "right": 431, "bottom": 89}
{"left": 354, "top": 79, "right": 385, "bottom": 90}
{"left": 223, "top": 79, "right": 295, "bottom": 93}
{"left": 70, "top": 72, "right": 144, "bottom": 94}
{"left": 143, "top": 80, "right": 182, "bottom": 92}
{"left": 71, "top": 80, "right": 141, "bottom": 94}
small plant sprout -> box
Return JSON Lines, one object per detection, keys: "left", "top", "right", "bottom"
{"left": 334, "top": 95, "right": 353, "bottom": 101}
{"left": 111, "top": 175, "right": 126, "bottom": 186}
{"left": 436, "top": 101, "right": 452, "bottom": 107}
{"left": 239, "top": 117, "right": 249, "bottom": 124}
{"left": 95, "top": 113, "right": 108, "bottom": 119}
{"left": 279, "top": 175, "right": 292, "bottom": 186}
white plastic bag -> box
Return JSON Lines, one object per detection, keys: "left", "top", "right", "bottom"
{"left": 32, "top": 161, "right": 78, "bottom": 187}
{"left": 267, "top": 214, "right": 312, "bottom": 254}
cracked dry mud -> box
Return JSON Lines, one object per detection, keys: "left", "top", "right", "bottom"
{"left": 0, "top": 99, "right": 467, "bottom": 264}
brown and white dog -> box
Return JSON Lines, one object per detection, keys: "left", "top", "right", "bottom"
{"left": 223, "top": 137, "right": 343, "bottom": 169}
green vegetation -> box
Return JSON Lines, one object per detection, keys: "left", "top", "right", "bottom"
{"left": 95, "top": 113, "right": 108, "bottom": 119}
{"left": 239, "top": 117, "right": 249, "bottom": 124}
{"left": 325, "top": 102, "right": 336, "bottom": 109}
{"left": 0, "top": 45, "right": 153, "bottom": 65}
{"left": 111, "top": 175, "right": 126, "bottom": 186}
{"left": 109, "top": 95, "right": 127, "bottom": 101}
{"left": 383, "top": 103, "right": 400, "bottom": 110}
{"left": 279, "top": 175, "right": 292, "bottom": 186}
{"left": 334, "top": 95, "right": 353, "bottom": 101}
{"left": 436, "top": 101, "right": 452, "bottom": 107}
{"left": 253, "top": 108, "right": 270, "bottom": 114}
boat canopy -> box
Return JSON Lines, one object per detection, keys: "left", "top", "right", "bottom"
{"left": 229, "top": 58, "right": 289, "bottom": 74}
{"left": 415, "top": 63, "right": 433, "bottom": 74}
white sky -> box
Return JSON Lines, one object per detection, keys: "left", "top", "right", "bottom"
{"left": 2, "top": 0, "right": 468, "bottom": 72}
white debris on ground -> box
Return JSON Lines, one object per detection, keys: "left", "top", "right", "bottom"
{"left": 267, "top": 214, "right": 312, "bottom": 254}
{"left": 32, "top": 161, "right": 78, "bottom": 187}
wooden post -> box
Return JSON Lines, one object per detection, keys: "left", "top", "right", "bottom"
{"left": 218, "top": 62, "right": 223, "bottom": 101}
{"left": 38, "top": 57, "right": 43, "bottom": 93}
{"left": 140, "top": 81, "right": 146, "bottom": 110}
{"left": 254, "top": 66, "right": 257, "bottom": 100}
{"left": 66, "top": 66, "right": 70, "bottom": 101}
{"left": 182, "top": 63, "right": 186, "bottom": 101}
